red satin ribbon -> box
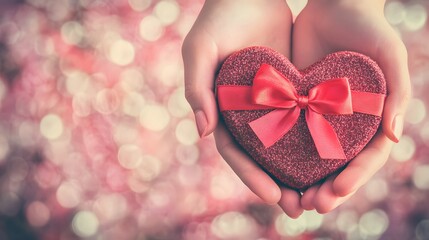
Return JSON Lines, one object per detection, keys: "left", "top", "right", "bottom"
{"left": 218, "top": 64, "right": 385, "bottom": 160}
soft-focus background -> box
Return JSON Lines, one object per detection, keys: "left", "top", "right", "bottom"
{"left": 0, "top": 0, "right": 428, "bottom": 239}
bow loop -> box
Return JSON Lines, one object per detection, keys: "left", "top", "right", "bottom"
{"left": 248, "top": 64, "right": 351, "bottom": 159}
{"left": 307, "top": 78, "right": 353, "bottom": 114}
{"left": 251, "top": 64, "right": 298, "bottom": 109}
{"left": 252, "top": 64, "right": 353, "bottom": 116}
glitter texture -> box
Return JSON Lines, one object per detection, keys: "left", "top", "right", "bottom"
{"left": 216, "top": 46, "right": 386, "bottom": 190}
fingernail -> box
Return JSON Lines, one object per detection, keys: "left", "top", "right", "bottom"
{"left": 195, "top": 110, "right": 208, "bottom": 138}
{"left": 392, "top": 114, "right": 404, "bottom": 143}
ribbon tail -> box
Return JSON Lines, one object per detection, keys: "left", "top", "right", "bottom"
{"left": 351, "top": 91, "right": 385, "bottom": 116}
{"left": 249, "top": 108, "right": 300, "bottom": 148}
{"left": 306, "top": 111, "right": 347, "bottom": 160}
{"left": 218, "top": 85, "right": 274, "bottom": 111}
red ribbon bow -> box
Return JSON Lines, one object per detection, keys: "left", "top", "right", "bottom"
{"left": 218, "top": 64, "right": 385, "bottom": 160}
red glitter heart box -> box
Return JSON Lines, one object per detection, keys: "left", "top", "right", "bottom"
{"left": 216, "top": 46, "right": 386, "bottom": 190}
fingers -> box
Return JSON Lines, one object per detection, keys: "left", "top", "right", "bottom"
{"left": 213, "top": 123, "right": 282, "bottom": 204}
{"left": 375, "top": 39, "right": 411, "bottom": 143}
{"left": 333, "top": 133, "right": 393, "bottom": 197}
{"left": 182, "top": 30, "right": 219, "bottom": 137}
{"left": 301, "top": 177, "right": 355, "bottom": 214}
{"left": 312, "top": 177, "right": 355, "bottom": 214}
{"left": 278, "top": 188, "right": 303, "bottom": 218}
{"left": 300, "top": 185, "right": 318, "bottom": 210}
{"left": 299, "top": 135, "right": 391, "bottom": 214}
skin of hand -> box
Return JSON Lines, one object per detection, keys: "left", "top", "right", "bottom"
{"left": 182, "top": 0, "right": 304, "bottom": 218}
{"left": 292, "top": 0, "right": 411, "bottom": 213}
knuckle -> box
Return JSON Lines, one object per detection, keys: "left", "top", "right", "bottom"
{"left": 214, "top": 137, "right": 234, "bottom": 156}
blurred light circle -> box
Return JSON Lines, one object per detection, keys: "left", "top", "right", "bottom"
{"left": 404, "top": 4, "right": 427, "bottom": 31}
{"left": 147, "top": 183, "right": 173, "bottom": 207}
{"left": 390, "top": 135, "right": 415, "bottom": 162}
{"left": 127, "top": 175, "right": 149, "bottom": 193}
{"left": 176, "top": 144, "right": 199, "bottom": 165}
{"left": 175, "top": 11, "right": 197, "bottom": 38}
{"left": 65, "top": 70, "right": 90, "bottom": 95}
{"left": 416, "top": 219, "right": 429, "bottom": 240}
{"left": 72, "top": 211, "right": 99, "bottom": 238}
{"left": 40, "top": 114, "right": 64, "bottom": 140}
{"left": 47, "top": 0, "right": 71, "bottom": 21}
{"left": 405, "top": 98, "right": 426, "bottom": 125}
{"left": 128, "top": 0, "right": 151, "bottom": 12}
{"left": 301, "top": 211, "right": 323, "bottom": 231}
{"left": 178, "top": 165, "right": 202, "bottom": 186}
{"left": 139, "top": 104, "right": 170, "bottom": 131}
{"left": 275, "top": 213, "right": 306, "bottom": 237}
{"left": 108, "top": 39, "right": 135, "bottom": 66}
{"left": 210, "top": 171, "right": 237, "bottom": 200}
{"left": 275, "top": 210, "right": 322, "bottom": 236}
{"left": 168, "top": 87, "right": 191, "bottom": 118}
{"left": 287, "top": 0, "right": 308, "bottom": 16}
{"left": 413, "top": 165, "right": 429, "bottom": 190}
{"left": 336, "top": 210, "right": 359, "bottom": 233}
{"left": 0, "top": 135, "right": 10, "bottom": 163}
{"left": 122, "top": 91, "right": 146, "bottom": 117}
{"left": 365, "top": 178, "right": 389, "bottom": 202}
{"left": 182, "top": 192, "right": 206, "bottom": 215}
{"left": 157, "top": 60, "right": 181, "bottom": 87}
{"left": 56, "top": 181, "right": 82, "bottom": 208}
{"left": 35, "top": 165, "right": 61, "bottom": 189}
{"left": 26, "top": 201, "right": 50, "bottom": 227}
{"left": 118, "top": 144, "right": 143, "bottom": 170}
{"left": 385, "top": 1, "right": 406, "bottom": 25}
{"left": 139, "top": 15, "right": 164, "bottom": 41}
{"left": 93, "top": 194, "right": 128, "bottom": 224}
{"left": 211, "top": 212, "right": 256, "bottom": 239}
{"left": 119, "top": 68, "right": 144, "bottom": 92}
{"left": 175, "top": 119, "right": 199, "bottom": 145}
{"left": 359, "top": 209, "right": 389, "bottom": 238}
{"left": 113, "top": 122, "right": 139, "bottom": 145}
{"left": 61, "top": 21, "right": 84, "bottom": 45}
{"left": 72, "top": 93, "right": 92, "bottom": 117}
{"left": 94, "top": 89, "right": 120, "bottom": 114}
{"left": 135, "top": 155, "right": 162, "bottom": 181}
{"left": 154, "top": 0, "right": 180, "bottom": 26}
{"left": 41, "top": 38, "right": 55, "bottom": 56}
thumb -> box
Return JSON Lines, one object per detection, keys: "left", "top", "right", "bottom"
{"left": 182, "top": 32, "right": 219, "bottom": 137}
{"left": 376, "top": 41, "right": 411, "bottom": 143}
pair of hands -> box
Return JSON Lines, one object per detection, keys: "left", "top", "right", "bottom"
{"left": 182, "top": 0, "right": 410, "bottom": 218}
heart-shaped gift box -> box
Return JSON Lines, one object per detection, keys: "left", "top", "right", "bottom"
{"left": 216, "top": 46, "right": 386, "bottom": 190}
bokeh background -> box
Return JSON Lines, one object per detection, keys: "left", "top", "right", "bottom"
{"left": 0, "top": 0, "right": 428, "bottom": 239}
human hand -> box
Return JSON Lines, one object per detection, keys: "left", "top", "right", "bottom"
{"left": 182, "top": 0, "right": 304, "bottom": 217}
{"left": 292, "top": 0, "right": 411, "bottom": 213}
